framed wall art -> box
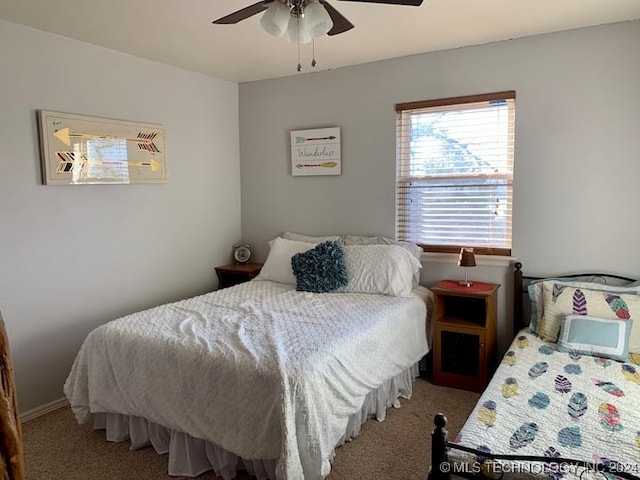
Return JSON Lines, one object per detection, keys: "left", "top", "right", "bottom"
{"left": 37, "top": 110, "right": 167, "bottom": 185}
{"left": 290, "top": 127, "right": 341, "bottom": 176}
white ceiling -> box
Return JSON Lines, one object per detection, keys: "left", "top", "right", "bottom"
{"left": 1, "top": 0, "right": 639, "bottom": 83}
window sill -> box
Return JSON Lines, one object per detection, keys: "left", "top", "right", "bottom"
{"left": 421, "top": 251, "right": 517, "bottom": 268}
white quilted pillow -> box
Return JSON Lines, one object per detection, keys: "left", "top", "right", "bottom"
{"left": 342, "top": 235, "right": 423, "bottom": 285}
{"left": 338, "top": 245, "right": 422, "bottom": 296}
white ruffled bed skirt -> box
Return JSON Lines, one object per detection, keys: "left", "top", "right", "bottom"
{"left": 93, "top": 363, "right": 420, "bottom": 479}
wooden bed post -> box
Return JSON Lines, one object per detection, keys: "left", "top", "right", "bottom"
{"left": 0, "top": 313, "right": 25, "bottom": 480}
{"left": 513, "top": 261, "right": 523, "bottom": 333}
{"left": 426, "top": 413, "right": 450, "bottom": 480}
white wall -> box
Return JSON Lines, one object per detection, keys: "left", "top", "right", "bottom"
{"left": 3, "top": 19, "right": 639, "bottom": 413}
{"left": 0, "top": 20, "right": 241, "bottom": 413}
{"left": 239, "top": 21, "right": 640, "bottom": 352}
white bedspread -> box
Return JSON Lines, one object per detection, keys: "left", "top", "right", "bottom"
{"left": 64, "top": 280, "right": 429, "bottom": 479}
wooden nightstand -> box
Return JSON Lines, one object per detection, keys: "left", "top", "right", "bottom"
{"left": 215, "top": 263, "right": 263, "bottom": 289}
{"left": 431, "top": 280, "right": 500, "bottom": 392}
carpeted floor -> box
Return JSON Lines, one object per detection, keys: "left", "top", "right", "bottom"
{"left": 22, "top": 378, "right": 480, "bottom": 480}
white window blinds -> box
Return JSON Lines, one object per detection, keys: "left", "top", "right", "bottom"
{"left": 395, "top": 91, "right": 515, "bottom": 255}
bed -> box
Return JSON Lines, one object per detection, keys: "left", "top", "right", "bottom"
{"left": 64, "top": 235, "right": 431, "bottom": 479}
{"left": 429, "top": 262, "right": 640, "bottom": 480}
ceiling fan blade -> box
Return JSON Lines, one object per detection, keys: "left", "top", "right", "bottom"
{"left": 319, "top": 1, "right": 355, "bottom": 36}
{"left": 337, "top": 0, "right": 423, "bottom": 5}
{"left": 212, "top": 1, "right": 274, "bottom": 24}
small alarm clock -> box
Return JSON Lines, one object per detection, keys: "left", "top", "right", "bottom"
{"left": 233, "top": 244, "right": 252, "bottom": 264}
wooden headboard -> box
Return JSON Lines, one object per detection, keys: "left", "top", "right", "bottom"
{"left": 512, "top": 261, "right": 638, "bottom": 333}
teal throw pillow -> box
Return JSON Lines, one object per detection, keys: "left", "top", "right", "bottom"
{"left": 291, "top": 240, "right": 348, "bottom": 293}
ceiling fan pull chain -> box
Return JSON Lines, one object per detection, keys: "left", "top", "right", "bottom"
{"left": 311, "top": 38, "right": 317, "bottom": 67}
{"left": 296, "top": 18, "right": 302, "bottom": 72}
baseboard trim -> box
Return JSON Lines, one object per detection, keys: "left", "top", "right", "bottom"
{"left": 20, "top": 397, "right": 69, "bottom": 423}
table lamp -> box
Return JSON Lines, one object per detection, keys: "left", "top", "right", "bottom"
{"left": 458, "top": 247, "right": 476, "bottom": 287}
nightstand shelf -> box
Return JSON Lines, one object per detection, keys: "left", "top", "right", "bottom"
{"left": 215, "top": 263, "right": 263, "bottom": 289}
{"left": 432, "top": 281, "right": 500, "bottom": 392}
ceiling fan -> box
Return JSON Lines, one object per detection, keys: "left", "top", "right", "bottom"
{"left": 213, "top": 0, "right": 423, "bottom": 71}
{"left": 213, "top": 0, "right": 424, "bottom": 40}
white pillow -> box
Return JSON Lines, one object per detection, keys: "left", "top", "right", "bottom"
{"left": 342, "top": 235, "right": 422, "bottom": 259}
{"left": 338, "top": 245, "right": 422, "bottom": 296}
{"left": 255, "top": 237, "right": 316, "bottom": 285}
{"left": 282, "top": 231, "right": 343, "bottom": 244}
{"left": 341, "top": 235, "right": 423, "bottom": 285}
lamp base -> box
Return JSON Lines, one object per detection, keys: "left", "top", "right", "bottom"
{"left": 459, "top": 280, "right": 474, "bottom": 287}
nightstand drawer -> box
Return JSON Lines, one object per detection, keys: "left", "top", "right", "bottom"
{"left": 215, "top": 263, "right": 262, "bottom": 289}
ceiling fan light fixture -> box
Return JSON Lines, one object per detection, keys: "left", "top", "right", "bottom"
{"left": 215, "top": 0, "right": 421, "bottom": 72}
{"left": 260, "top": 1, "right": 290, "bottom": 38}
{"left": 304, "top": 1, "right": 333, "bottom": 37}
{"left": 287, "top": 15, "right": 313, "bottom": 44}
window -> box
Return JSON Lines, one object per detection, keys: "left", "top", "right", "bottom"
{"left": 395, "top": 91, "right": 515, "bottom": 256}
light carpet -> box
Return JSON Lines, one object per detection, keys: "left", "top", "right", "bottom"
{"left": 22, "top": 378, "right": 479, "bottom": 480}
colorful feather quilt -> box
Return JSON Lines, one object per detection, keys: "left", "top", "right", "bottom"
{"left": 449, "top": 331, "right": 640, "bottom": 480}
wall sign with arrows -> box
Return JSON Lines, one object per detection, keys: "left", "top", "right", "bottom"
{"left": 290, "top": 127, "right": 340, "bottom": 176}
{"left": 37, "top": 110, "right": 167, "bottom": 185}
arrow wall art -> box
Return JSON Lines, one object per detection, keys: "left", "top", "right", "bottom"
{"left": 290, "top": 127, "right": 341, "bottom": 176}
{"left": 37, "top": 110, "right": 167, "bottom": 185}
